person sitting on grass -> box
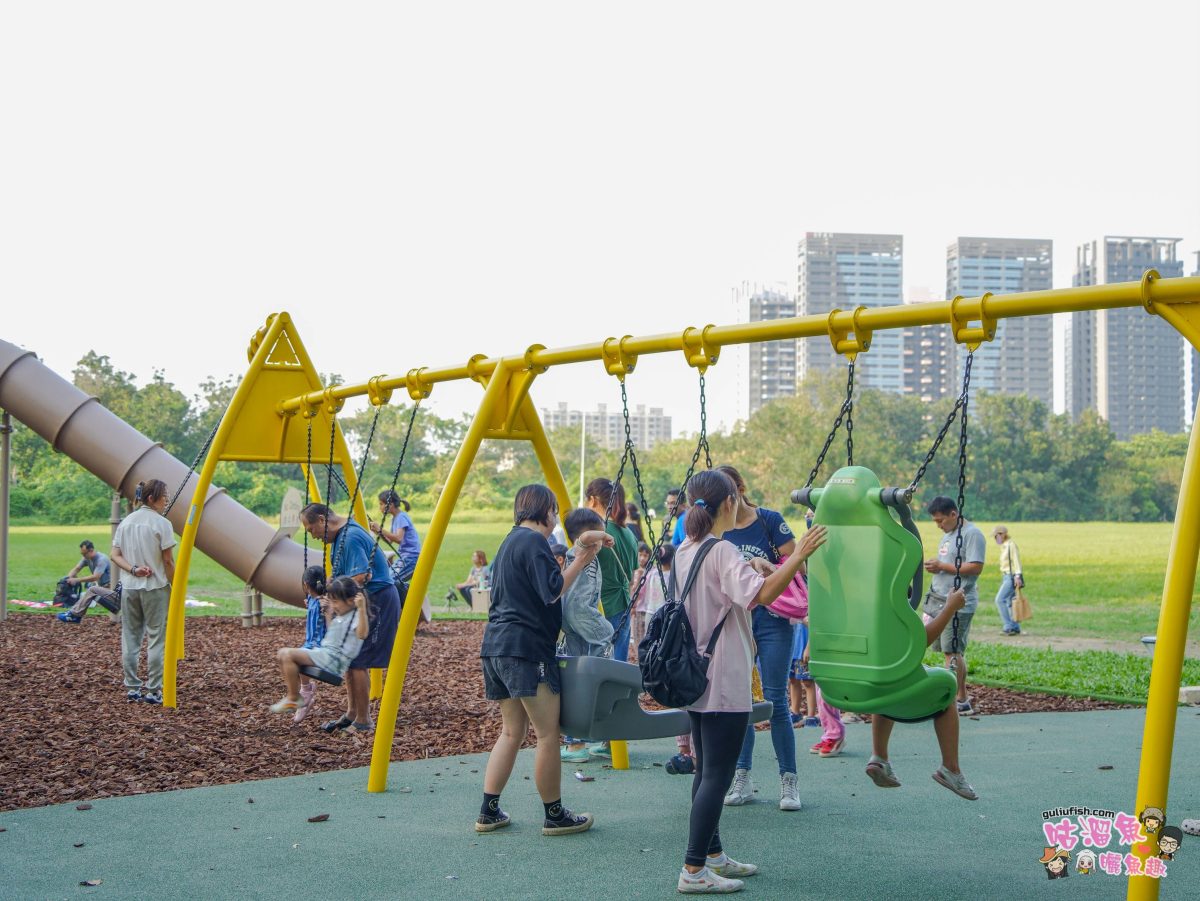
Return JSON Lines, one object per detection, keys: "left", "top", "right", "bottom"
{"left": 57, "top": 540, "right": 120, "bottom": 623}
{"left": 863, "top": 586, "right": 979, "bottom": 801}
{"left": 449, "top": 550, "right": 490, "bottom": 605}
{"left": 270, "top": 576, "right": 368, "bottom": 715}
{"left": 292, "top": 565, "right": 330, "bottom": 724}
{"left": 558, "top": 507, "right": 615, "bottom": 764}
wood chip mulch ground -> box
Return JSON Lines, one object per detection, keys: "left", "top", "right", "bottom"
{"left": 0, "top": 615, "right": 1134, "bottom": 812}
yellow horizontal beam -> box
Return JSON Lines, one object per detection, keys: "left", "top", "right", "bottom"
{"left": 278, "top": 275, "right": 1200, "bottom": 412}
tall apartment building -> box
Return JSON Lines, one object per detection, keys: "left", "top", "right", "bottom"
{"left": 733, "top": 283, "right": 797, "bottom": 417}
{"left": 946, "top": 237, "right": 1054, "bottom": 407}
{"left": 798, "top": 233, "right": 904, "bottom": 393}
{"left": 541, "top": 402, "right": 672, "bottom": 450}
{"left": 901, "top": 288, "right": 957, "bottom": 402}
{"left": 1066, "top": 237, "right": 1185, "bottom": 438}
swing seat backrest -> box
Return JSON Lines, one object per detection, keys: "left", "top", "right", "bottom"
{"left": 805, "top": 466, "right": 957, "bottom": 722}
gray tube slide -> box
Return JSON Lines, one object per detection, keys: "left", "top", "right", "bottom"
{"left": 0, "top": 337, "right": 305, "bottom": 607}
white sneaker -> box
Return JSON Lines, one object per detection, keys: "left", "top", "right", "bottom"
{"left": 723, "top": 769, "right": 753, "bottom": 806}
{"left": 779, "top": 772, "right": 802, "bottom": 811}
{"left": 932, "top": 766, "right": 979, "bottom": 801}
{"left": 708, "top": 853, "right": 759, "bottom": 878}
{"left": 678, "top": 867, "right": 744, "bottom": 894}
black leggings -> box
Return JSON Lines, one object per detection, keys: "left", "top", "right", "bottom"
{"left": 686, "top": 710, "right": 750, "bottom": 867}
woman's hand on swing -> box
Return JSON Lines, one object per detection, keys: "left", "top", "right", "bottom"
{"left": 793, "top": 524, "right": 827, "bottom": 562}
{"left": 367, "top": 519, "right": 381, "bottom": 534}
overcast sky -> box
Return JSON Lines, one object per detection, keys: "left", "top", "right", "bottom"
{"left": 3, "top": 1, "right": 1198, "bottom": 439}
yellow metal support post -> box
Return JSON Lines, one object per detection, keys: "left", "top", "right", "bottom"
{"left": 368, "top": 364, "right": 514, "bottom": 791}
{"left": 162, "top": 314, "right": 287, "bottom": 708}
{"left": 1127, "top": 326, "right": 1200, "bottom": 901}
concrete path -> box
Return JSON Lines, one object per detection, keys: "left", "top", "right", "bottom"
{"left": 2, "top": 709, "right": 1198, "bottom": 899}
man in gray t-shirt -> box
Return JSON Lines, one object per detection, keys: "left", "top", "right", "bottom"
{"left": 922, "top": 496, "right": 985, "bottom": 715}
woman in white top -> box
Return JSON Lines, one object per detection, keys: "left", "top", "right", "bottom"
{"left": 672, "top": 470, "right": 826, "bottom": 894}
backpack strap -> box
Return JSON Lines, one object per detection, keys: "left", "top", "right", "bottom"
{"left": 756, "top": 509, "right": 782, "bottom": 565}
{"left": 678, "top": 538, "right": 726, "bottom": 657}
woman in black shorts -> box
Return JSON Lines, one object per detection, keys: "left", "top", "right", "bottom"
{"left": 476, "top": 484, "right": 611, "bottom": 837}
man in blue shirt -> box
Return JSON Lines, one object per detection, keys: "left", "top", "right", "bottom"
{"left": 67, "top": 540, "right": 112, "bottom": 591}
{"left": 301, "top": 503, "right": 402, "bottom": 735}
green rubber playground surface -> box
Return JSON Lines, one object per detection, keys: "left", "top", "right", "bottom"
{"left": 2, "top": 708, "right": 1198, "bottom": 900}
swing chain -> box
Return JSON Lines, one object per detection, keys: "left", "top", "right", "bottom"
{"left": 803, "top": 360, "right": 855, "bottom": 489}
{"left": 952, "top": 353, "right": 973, "bottom": 593}
{"left": 303, "top": 417, "right": 313, "bottom": 571}
{"left": 620, "top": 372, "right": 710, "bottom": 636}
{"left": 908, "top": 351, "right": 974, "bottom": 495}
{"left": 330, "top": 403, "right": 383, "bottom": 576}
{"left": 321, "top": 410, "right": 338, "bottom": 568}
{"left": 612, "top": 380, "right": 667, "bottom": 596}
{"left": 164, "top": 420, "right": 221, "bottom": 516}
{"left": 365, "top": 402, "right": 422, "bottom": 561}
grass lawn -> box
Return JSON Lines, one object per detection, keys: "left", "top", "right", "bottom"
{"left": 6, "top": 517, "right": 1200, "bottom": 700}
{"left": 3, "top": 513, "right": 514, "bottom": 620}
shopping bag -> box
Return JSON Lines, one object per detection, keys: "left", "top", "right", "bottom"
{"left": 1013, "top": 586, "right": 1032, "bottom": 622}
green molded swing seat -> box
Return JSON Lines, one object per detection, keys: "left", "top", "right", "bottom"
{"left": 805, "top": 466, "right": 957, "bottom": 722}
{"left": 558, "top": 656, "right": 773, "bottom": 742}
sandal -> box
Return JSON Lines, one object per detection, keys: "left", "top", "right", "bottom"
{"left": 321, "top": 714, "right": 353, "bottom": 733}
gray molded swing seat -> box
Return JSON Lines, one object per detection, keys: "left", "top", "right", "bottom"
{"left": 299, "top": 665, "right": 343, "bottom": 687}
{"left": 558, "top": 655, "right": 772, "bottom": 742}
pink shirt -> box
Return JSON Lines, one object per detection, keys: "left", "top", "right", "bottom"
{"left": 674, "top": 537, "right": 764, "bottom": 713}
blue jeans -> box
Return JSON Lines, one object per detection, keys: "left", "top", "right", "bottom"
{"left": 736, "top": 607, "right": 797, "bottom": 775}
{"left": 606, "top": 609, "right": 631, "bottom": 664}
{"left": 995, "top": 574, "right": 1019, "bottom": 632}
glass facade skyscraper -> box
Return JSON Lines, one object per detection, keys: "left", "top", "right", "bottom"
{"left": 1068, "top": 237, "right": 1185, "bottom": 438}
{"left": 798, "top": 233, "right": 903, "bottom": 393}
{"left": 945, "top": 238, "right": 1054, "bottom": 407}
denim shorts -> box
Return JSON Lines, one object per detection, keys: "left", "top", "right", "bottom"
{"left": 481, "top": 656, "right": 560, "bottom": 700}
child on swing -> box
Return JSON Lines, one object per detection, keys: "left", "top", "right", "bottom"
{"left": 558, "top": 508, "right": 615, "bottom": 763}
{"left": 270, "top": 575, "right": 368, "bottom": 715}
{"left": 863, "top": 585, "right": 978, "bottom": 800}
{"left": 291, "top": 565, "right": 330, "bottom": 723}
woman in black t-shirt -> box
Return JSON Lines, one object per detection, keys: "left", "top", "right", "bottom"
{"left": 476, "top": 484, "right": 612, "bottom": 838}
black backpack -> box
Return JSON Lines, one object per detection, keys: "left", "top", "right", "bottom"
{"left": 52, "top": 578, "right": 81, "bottom": 607}
{"left": 638, "top": 538, "right": 726, "bottom": 708}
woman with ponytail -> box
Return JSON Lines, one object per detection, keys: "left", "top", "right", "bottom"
{"left": 110, "top": 479, "right": 176, "bottom": 705}
{"left": 671, "top": 470, "right": 826, "bottom": 894}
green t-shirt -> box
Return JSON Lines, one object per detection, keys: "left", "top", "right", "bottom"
{"left": 598, "top": 520, "right": 638, "bottom": 617}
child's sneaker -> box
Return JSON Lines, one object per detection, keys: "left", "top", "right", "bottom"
{"left": 865, "top": 756, "right": 901, "bottom": 788}
{"left": 677, "top": 867, "right": 744, "bottom": 894}
{"left": 140, "top": 691, "right": 162, "bottom": 706}
{"left": 790, "top": 712, "right": 803, "bottom": 727}
{"left": 818, "top": 738, "right": 844, "bottom": 758}
{"left": 474, "top": 809, "right": 511, "bottom": 833}
{"left": 586, "top": 742, "right": 611, "bottom": 760}
{"left": 56, "top": 612, "right": 82, "bottom": 623}
{"left": 809, "top": 739, "right": 830, "bottom": 754}
{"left": 269, "top": 697, "right": 299, "bottom": 714}
{"left": 841, "top": 712, "right": 865, "bottom": 724}
{"left": 542, "top": 806, "right": 593, "bottom": 836}
{"left": 560, "top": 745, "right": 590, "bottom": 763}
{"left": 126, "top": 688, "right": 142, "bottom": 702}
{"left": 932, "top": 766, "right": 978, "bottom": 800}
{"left": 956, "top": 697, "right": 975, "bottom": 716}
{"left": 707, "top": 853, "right": 758, "bottom": 878}
{"left": 723, "top": 769, "right": 753, "bottom": 806}
{"left": 293, "top": 685, "right": 316, "bottom": 723}
{"left": 802, "top": 716, "right": 820, "bottom": 728}
{"left": 665, "top": 754, "right": 696, "bottom": 775}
